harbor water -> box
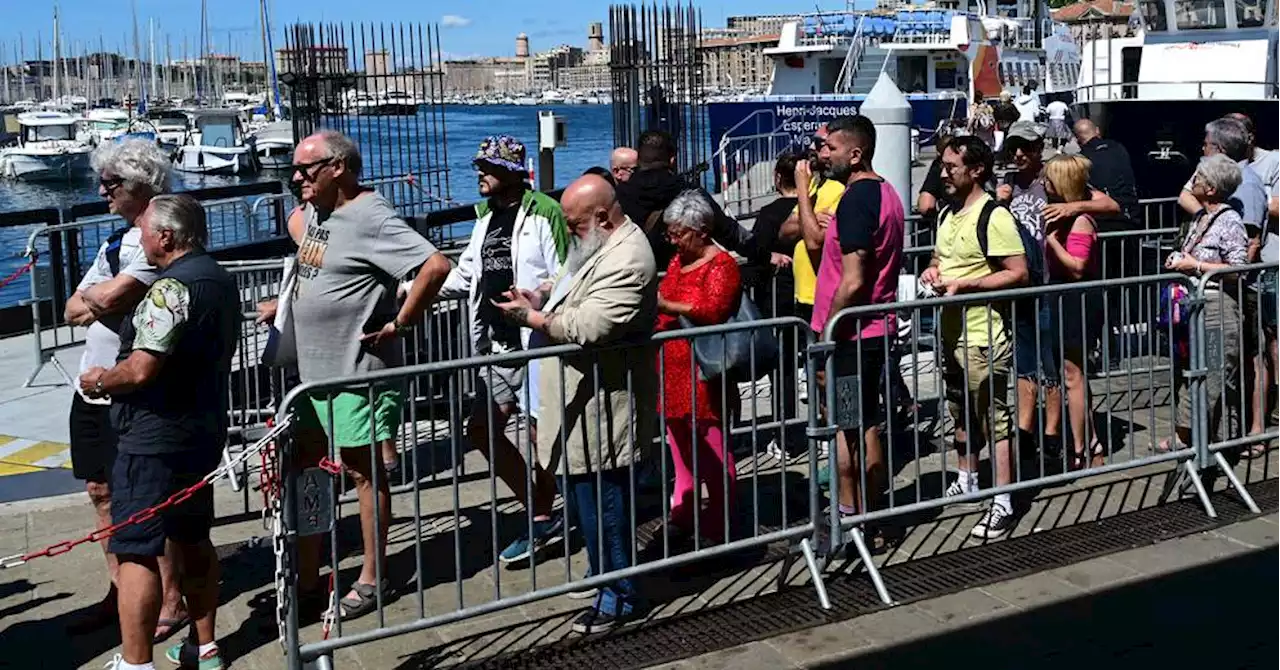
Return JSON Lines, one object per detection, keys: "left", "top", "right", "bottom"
{"left": 0, "top": 104, "right": 616, "bottom": 308}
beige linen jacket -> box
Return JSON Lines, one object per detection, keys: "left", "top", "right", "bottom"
{"left": 536, "top": 219, "right": 659, "bottom": 476}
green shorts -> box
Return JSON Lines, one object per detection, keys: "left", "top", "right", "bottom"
{"left": 294, "top": 387, "right": 403, "bottom": 449}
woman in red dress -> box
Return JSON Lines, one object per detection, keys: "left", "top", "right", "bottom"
{"left": 655, "top": 191, "right": 743, "bottom": 543}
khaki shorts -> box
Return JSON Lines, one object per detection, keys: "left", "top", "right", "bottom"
{"left": 943, "top": 338, "right": 1013, "bottom": 446}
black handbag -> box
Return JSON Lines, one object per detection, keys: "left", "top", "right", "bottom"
{"left": 679, "top": 294, "right": 779, "bottom": 382}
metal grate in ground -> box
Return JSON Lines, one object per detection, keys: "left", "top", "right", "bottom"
{"left": 450, "top": 481, "right": 1276, "bottom": 670}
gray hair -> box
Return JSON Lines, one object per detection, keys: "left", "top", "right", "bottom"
{"left": 1194, "top": 154, "right": 1243, "bottom": 201}
{"left": 317, "top": 130, "right": 363, "bottom": 178}
{"left": 1204, "top": 117, "right": 1250, "bottom": 162}
{"left": 147, "top": 194, "right": 208, "bottom": 249}
{"left": 662, "top": 190, "right": 715, "bottom": 234}
{"left": 90, "top": 138, "right": 173, "bottom": 196}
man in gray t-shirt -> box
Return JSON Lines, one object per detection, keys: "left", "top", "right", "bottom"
{"left": 286, "top": 131, "right": 450, "bottom": 621}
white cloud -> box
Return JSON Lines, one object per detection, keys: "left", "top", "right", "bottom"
{"left": 441, "top": 15, "right": 472, "bottom": 28}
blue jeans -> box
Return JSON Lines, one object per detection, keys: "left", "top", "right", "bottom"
{"left": 565, "top": 469, "right": 635, "bottom": 616}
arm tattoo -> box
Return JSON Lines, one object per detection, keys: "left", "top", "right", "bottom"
{"left": 509, "top": 307, "right": 530, "bottom": 326}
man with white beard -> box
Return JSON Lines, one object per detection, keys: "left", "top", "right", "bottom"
{"left": 494, "top": 174, "right": 658, "bottom": 634}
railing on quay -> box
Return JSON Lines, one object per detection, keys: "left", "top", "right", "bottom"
{"left": 274, "top": 316, "right": 824, "bottom": 667}
{"left": 267, "top": 263, "right": 1277, "bottom": 667}
{"left": 19, "top": 184, "right": 295, "bottom": 387}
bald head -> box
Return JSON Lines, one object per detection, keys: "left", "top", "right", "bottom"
{"left": 610, "top": 147, "right": 638, "bottom": 183}
{"left": 562, "top": 174, "right": 623, "bottom": 238}
{"left": 1073, "top": 119, "right": 1101, "bottom": 145}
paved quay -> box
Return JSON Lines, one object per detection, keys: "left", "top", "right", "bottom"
{"left": 0, "top": 362, "right": 1274, "bottom": 669}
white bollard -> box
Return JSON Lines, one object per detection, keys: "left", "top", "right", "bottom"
{"left": 859, "top": 73, "right": 914, "bottom": 215}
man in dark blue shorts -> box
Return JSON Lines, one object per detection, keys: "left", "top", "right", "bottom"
{"left": 79, "top": 194, "right": 240, "bottom": 670}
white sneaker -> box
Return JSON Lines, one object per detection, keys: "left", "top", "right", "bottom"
{"left": 102, "top": 655, "right": 124, "bottom": 670}
{"left": 970, "top": 504, "right": 1015, "bottom": 539}
{"left": 765, "top": 438, "right": 787, "bottom": 462}
{"left": 943, "top": 479, "right": 968, "bottom": 498}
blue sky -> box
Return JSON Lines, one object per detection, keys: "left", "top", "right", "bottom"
{"left": 4, "top": 1, "right": 875, "bottom": 61}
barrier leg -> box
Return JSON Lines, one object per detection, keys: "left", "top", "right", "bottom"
{"left": 1181, "top": 460, "right": 1218, "bottom": 519}
{"left": 1212, "top": 451, "right": 1261, "bottom": 514}
{"left": 847, "top": 527, "right": 893, "bottom": 606}
{"left": 798, "top": 536, "right": 833, "bottom": 610}
{"left": 305, "top": 654, "right": 334, "bottom": 670}
{"left": 49, "top": 355, "right": 75, "bottom": 386}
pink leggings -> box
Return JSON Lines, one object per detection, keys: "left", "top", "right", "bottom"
{"left": 665, "top": 418, "right": 737, "bottom": 541}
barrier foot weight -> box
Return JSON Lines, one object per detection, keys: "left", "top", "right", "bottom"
{"left": 1212, "top": 451, "right": 1261, "bottom": 514}
{"left": 848, "top": 528, "right": 893, "bottom": 606}
{"left": 799, "top": 537, "right": 832, "bottom": 611}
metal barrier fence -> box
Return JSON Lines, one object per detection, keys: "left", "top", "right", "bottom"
{"left": 274, "top": 316, "right": 823, "bottom": 667}
{"left": 812, "top": 267, "right": 1276, "bottom": 603}
{"left": 20, "top": 191, "right": 294, "bottom": 387}
{"left": 1193, "top": 263, "right": 1279, "bottom": 480}
{"left": 219, "top": 259, "right": 476, "bottom": 511}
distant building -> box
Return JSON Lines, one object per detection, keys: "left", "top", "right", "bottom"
{"left": 588, "top": 22, "right": 605, "bottom": 52}
{"left": 1051, "top": 0, "right": 1137, "bottom": 42}
{"left": 443, "top": 57, "right": 530, "bottom": 94}
{"left": 558, "top": 48, "right": 611, "bottom": 92}
{"left": 726, "top": 14, "right": 797, "bottom": 37}
{"left": 531, "top": 44, "right": 585, "bottom": 90}
{"left": 700, "top": 32, "right": 778, "bottom": 93}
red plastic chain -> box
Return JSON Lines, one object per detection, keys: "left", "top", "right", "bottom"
{"left": 317, "top": 457, "right": 343, "bottom": 475}
{"left": 16, "top": 478, "right": 209, "bottom": 562}
{"left": 0, "top": 258, "right": 36, "bottom": 291}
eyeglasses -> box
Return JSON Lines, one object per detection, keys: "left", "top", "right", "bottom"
{"left": 612, "top": 165, "right": 636, "bottom": 174}
{"left": 292, "top": 158, "right": 334, "bottom": 183}
{"left": 100, "top": 177, "right": 125, "bottom": 195}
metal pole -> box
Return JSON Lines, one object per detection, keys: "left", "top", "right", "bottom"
{"left": 537, "top": 147, "right": 555, "bottom": 192}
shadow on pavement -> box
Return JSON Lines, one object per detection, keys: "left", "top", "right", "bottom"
{"left": 813, "top": 545, "right": 1279, "bottom": 670}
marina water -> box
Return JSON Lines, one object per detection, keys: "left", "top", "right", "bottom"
{"left": 0, "top": 104, "right": 616, "bottom": 308}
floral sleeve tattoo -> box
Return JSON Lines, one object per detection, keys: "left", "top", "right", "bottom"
{"left": 132, "top": 277, "right": 191, "bottom": 354}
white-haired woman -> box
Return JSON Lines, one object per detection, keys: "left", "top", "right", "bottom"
{"left": 1160, "top": 154, "right": 1249, "bottom": 452}
{"left": 64, "top": 138, "right": 188, "bottom": 642}
{"left": 655, "top": 190, "right": 743, "bottom": 544}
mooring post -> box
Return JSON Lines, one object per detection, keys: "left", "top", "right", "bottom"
{"left": 859, "top": 72, "right": 914, "bottom": 215}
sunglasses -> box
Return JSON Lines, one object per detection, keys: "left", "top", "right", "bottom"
{"left": 100, "top": 177, "right": 125, "bottom": 194}
{"left": 292, "top": 158, "right": 334, "bottom": 182}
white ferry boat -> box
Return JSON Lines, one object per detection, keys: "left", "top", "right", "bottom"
{"left": 707, "top": 1, "right": 1079, "bottom": 146}
{"left": 1074, "top": 0, "right": 1278, "bottom": 197}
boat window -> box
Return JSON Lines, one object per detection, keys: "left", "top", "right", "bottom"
{"left": 1139, "top": 0, "right": 1170, "bottom": 30}
{"left": 1174, "top": 0, "right": 1228, "bottom": 29}
{"left": 27, "top": 124, "right": 74, "bottom": 142}
{"left": 1236, "top": 0, "right": 1270, "bottom": 27}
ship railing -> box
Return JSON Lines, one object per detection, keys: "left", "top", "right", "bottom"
{"left": 834, "top": 15, "right": 869, "bottom": 94}
{"left": 1072, "top": 79, "right": 1280, "bottom": 103}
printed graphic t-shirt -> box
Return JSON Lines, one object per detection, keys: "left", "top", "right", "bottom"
{"left": 477, "top": 203, "right": 521, "bottom": 352}
{"left": 291, "top": 191, "right": 439, "bottom": 382}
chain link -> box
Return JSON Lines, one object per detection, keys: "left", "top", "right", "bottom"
{"left": 0, "top": 416, "right": 294, "bottom": 571}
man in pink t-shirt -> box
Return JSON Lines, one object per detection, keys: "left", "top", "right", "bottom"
{"left": 807, "top": 115, "right": 906, "bottom": 524}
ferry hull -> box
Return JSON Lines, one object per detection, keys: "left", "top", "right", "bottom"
{"left": 708, "top": 96, "right": 967, "bottom": 149}
{"left": 1077, "top": 98, "right": 1279, "bottom": 199}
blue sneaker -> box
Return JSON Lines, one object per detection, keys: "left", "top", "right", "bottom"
{"left": 498, "top": 515, "right": 564, "bottom": 564}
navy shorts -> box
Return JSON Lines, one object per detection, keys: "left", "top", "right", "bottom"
{"left": 831, "top": 338, "right": 888, "bottom": 428}
{"left": 108, "top": 450, "right": 220, "bottom": 557}
{"left": 1014, "top": 302, "right": 1060, "bottom": 385}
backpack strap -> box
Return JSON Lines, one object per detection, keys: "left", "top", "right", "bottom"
{"left": 104, "top": 225, "right": 132, "bottom": 277}
{"left": 975, "top": 199, "right": 1001, "bottom": 258}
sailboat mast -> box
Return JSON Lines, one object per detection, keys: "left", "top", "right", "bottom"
{"left": 52, "top": 7, "right": 61, "bottom": 102}
{"left": 150, "top": 19, "right": 158, "bottom": 100}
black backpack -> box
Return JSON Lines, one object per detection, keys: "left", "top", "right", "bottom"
{"left": 940, "top": 199, "right": 1045, "bottom": 286}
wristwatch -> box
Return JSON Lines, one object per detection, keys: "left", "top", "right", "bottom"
{"left": 93, "top": 379, "right": 105, "bottom": 397}
{"left": 392, "top": 317, "right": 412, "bottom": 334}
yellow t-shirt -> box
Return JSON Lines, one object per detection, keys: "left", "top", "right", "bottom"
{"left": 792, "top": 179, "right": 846, "bottom": 305}
{"left": 935, "top": 194, "right": 1024, "bottom": 348}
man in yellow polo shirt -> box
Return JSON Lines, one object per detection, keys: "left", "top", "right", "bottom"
{"left": 792, "top": 173, "right": 846, "bottom": 323}
{"left": 920, "top": 135, "right": 1030, "bottom": 540}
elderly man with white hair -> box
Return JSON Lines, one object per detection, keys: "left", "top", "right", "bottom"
{"left": 494, "top": 173, "right": 658, "bottom": 634}
{"left": 63, "top": 138, "right": 190, "bottom": 642}
{"left": 79, "top": 194, "right": 241, "bottom": 670}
